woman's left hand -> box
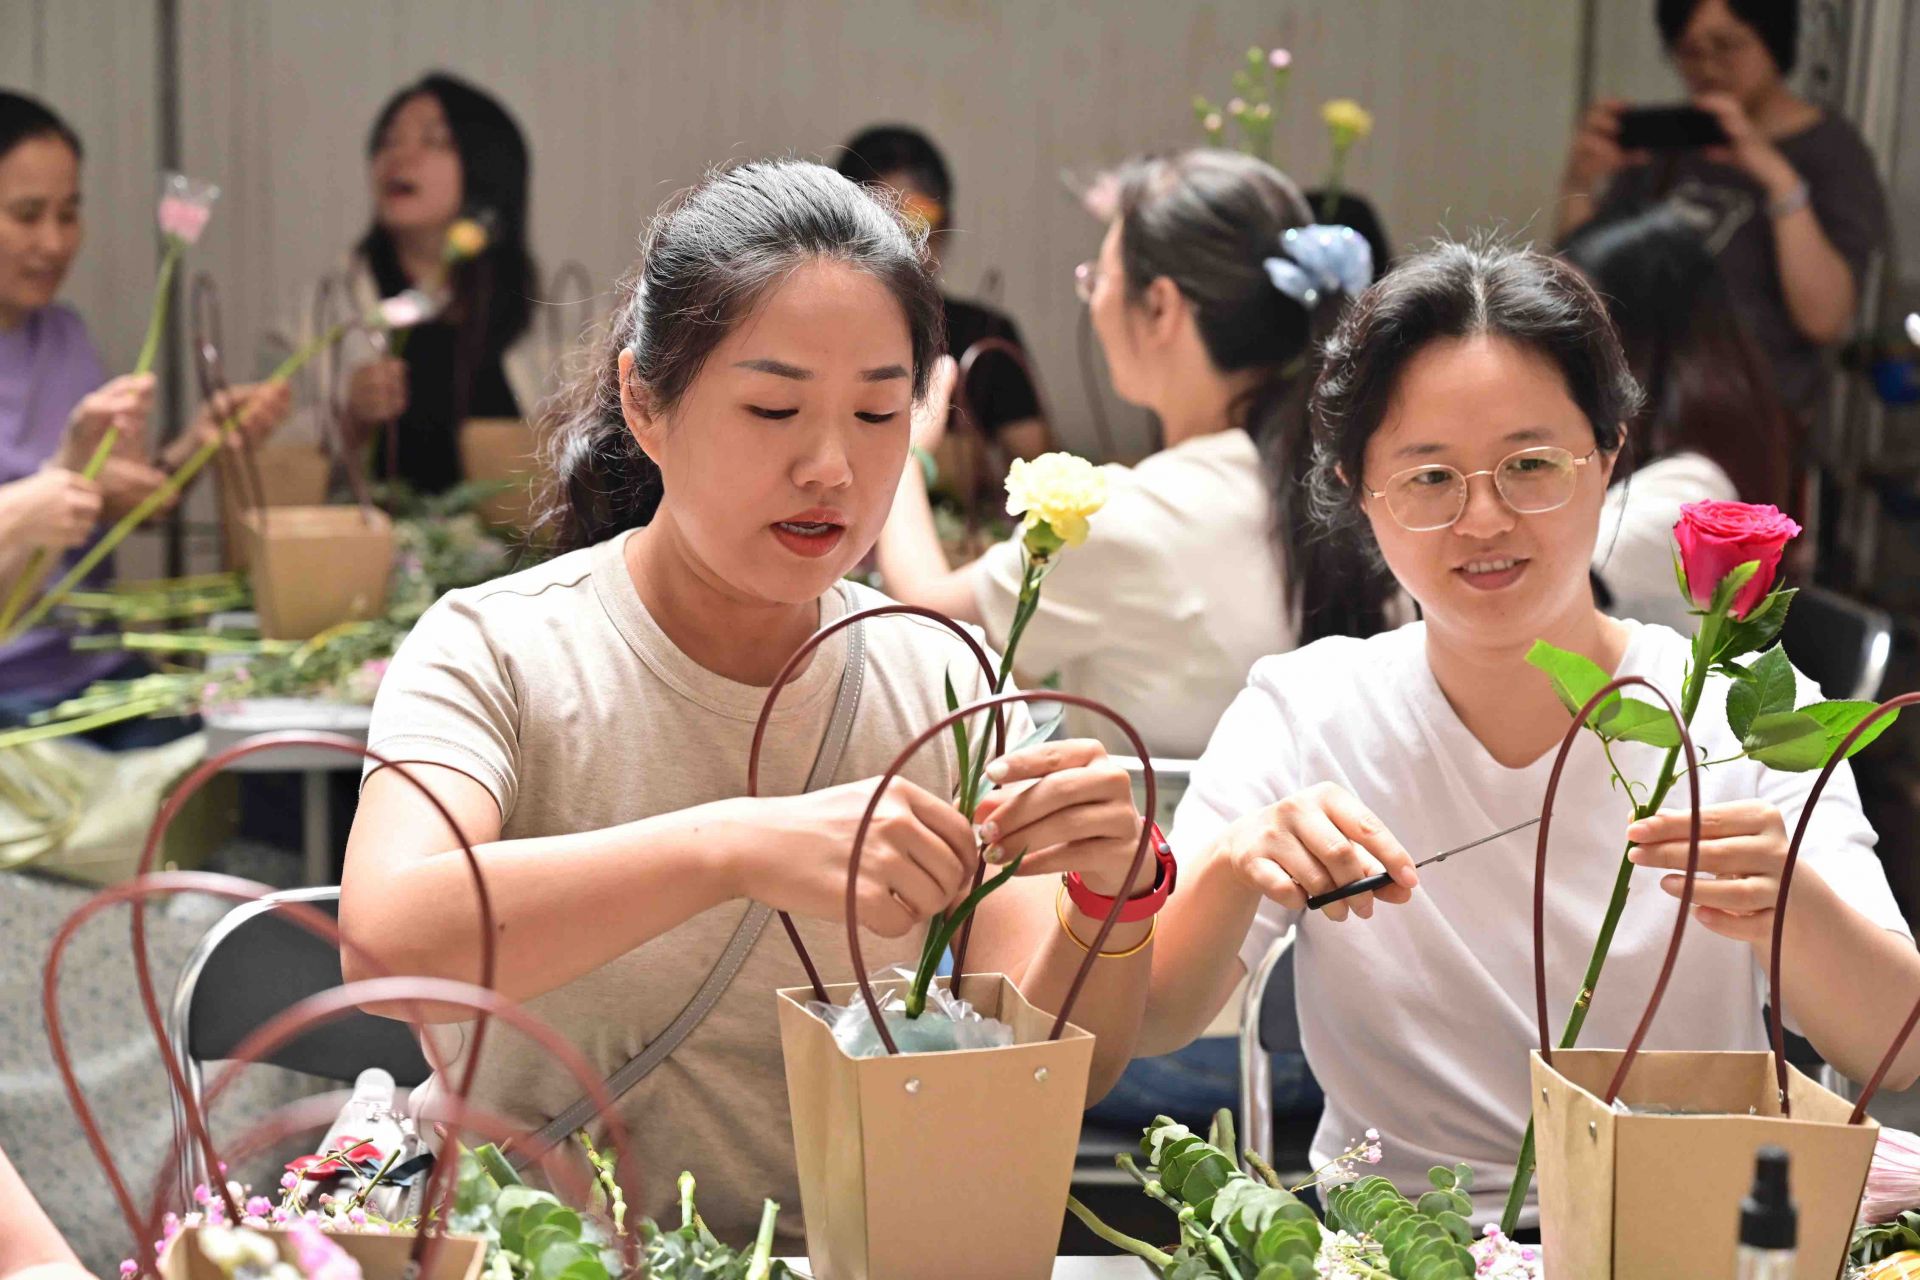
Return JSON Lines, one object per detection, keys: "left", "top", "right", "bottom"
{"left": 186, "top": 379, "right": 295, "bottom": 455}
{"left": 1694, "top": 93, "right": 1800, "bottom": 197}
{"left": 972, "top": 738, "right": 1147, "bottom": 897}
{"left": 1626, "top": 800, "right": 1795, "bottom": 944}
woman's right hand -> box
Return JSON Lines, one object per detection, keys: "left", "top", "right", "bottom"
{"left": 1563, "top": 97, "right": 1639, "bottom": 198}
{"left": 725, "top": 776, "right": 978, "bottom": 938}
{"left": 56, "top": 373, "right": 155, "bottom": 471}
{"left": 11, "top": 469, "right": 103, "bottom": 550}
{"left": 346, "top": 357, "right": 409, "bottom": 428}
{"left": 1216, "top": 782, "right": 1419, "bottom": 923}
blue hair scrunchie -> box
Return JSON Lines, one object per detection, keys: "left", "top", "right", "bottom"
{"left": 1262, "top": 224, "right": 1373, "bottom": 310}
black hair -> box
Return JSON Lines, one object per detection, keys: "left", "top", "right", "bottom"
{"left": 533, "top": 159, "right": 945, "bottom": 553}
{"left": 1656, "top": 0, "right": 1798, "bottom": 75}
{"left": 0, "top": 91, "right": 82, "bottom": 161}
{"left": 1562, "top": 205, "right": 1790, "bottom": 508}
{"left": 834, "top": 125, "right": 953, "bottom": 228}
{"left": 1110, "top": 148, "right": 1392, "bottom": 644}
{"left": 1309, "top": 238, "right": 1644, "bottom": 535}
{"left": 356, "top": 72, "right": 535, "bottom": 359}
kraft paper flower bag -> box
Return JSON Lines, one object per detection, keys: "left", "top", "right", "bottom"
{"left": 457, "top": 419, "right": 545, "bottom": 536}
{"left": 1523, "top": 673, "right": 1916, "bottom": 1279}
{"left": 772, "top": 686, "right": 1156, "bottom": 1280}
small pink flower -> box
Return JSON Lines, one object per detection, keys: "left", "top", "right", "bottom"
{"left": 347, "top": 1209, "right": 367, "bottom": 1226}
{"left": 1365, "top": 1128, "right": 1379, "bottom": 1140}
{"left": 1269, "top": 48, "right": 1292, "bottom": 69}
{"left": 193, "top": 1184, "right": 212, "bottom": 1205}
{"left": 156, "top": 174, "right": 219, "bottom": 245}
{"left": 120, "top": 1260, "right": 139, "bottom": 1277}
{"left": 245, "top": 1197, "right": 272, "bottom": 1219}
{"left": 280, "top": 1172, "right": 300, "bottom": 1191}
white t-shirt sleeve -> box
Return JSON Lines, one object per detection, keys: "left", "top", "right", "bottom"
{"left": 363, "top": 591, "right": 522, "bottom": 822}
{"left": 1169, "top": 662, "right": 1303, "bottom": 977}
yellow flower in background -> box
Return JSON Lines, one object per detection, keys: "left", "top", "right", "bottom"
{"left": 1006, "top": 452, "right": 1107, "bottom": 557}
{"left": 443, "top": 216, "right": 491, "bottom": 263}
{"left": 1321, "top": 98, "right": 1375, "bottom": 146}
{"left": 898, "top": 191, "right": 947, "bottom": 236}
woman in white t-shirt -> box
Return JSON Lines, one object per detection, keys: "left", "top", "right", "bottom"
{"left": 1563, "top": 204, "right": 1795, "bottom": 632}
{"left": 1143, "top": 239, "right": 1919, "bottom": 1228}
{"left": 876, "top": 149, "right": 1397, "bottom": 758}
{"left": 340, "top": 161, "right": 1159, "bottom": 1247}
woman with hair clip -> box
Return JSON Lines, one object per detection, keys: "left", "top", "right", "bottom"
{"left": 1141, "top": 239, "right": 1917, "bottom": 1232}
{"left": 282, "top": 72, "right": 539, "bottom": 495}
{"left": 1563, "top": 203, "right": 1795, "bottom": 632}
{"left": 877, "top": 148, "right": 1397, "bottom": 760}
{"left": 341, "top": 159, "right": 1160, "bottom": 1249}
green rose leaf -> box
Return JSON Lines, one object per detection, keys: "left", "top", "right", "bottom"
{"left": 1801, "top": 700, "right": 1899, "bottom": 760}
{"left": 1726, "top": 645, "right": 1796, "bottom": 740}
{"left": 1526, "top": 640, "right": 1619, "bottom": 727}
{"left": 1743, "top": 710, "right": 1831, "bottom": 772}
{"left": 1595, "top": 697, "right": 1682, "bottom": 747}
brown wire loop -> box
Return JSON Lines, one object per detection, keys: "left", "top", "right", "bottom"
{"left": 112, "top": 733, "right": 500, "bottom": 1273}
{"left": 1761, "top": 691, "right": 1920, "bottom": 1123}
{"left": 1533, "top": 675, "right": 1701, "bottom": 1105}
{"left": 47, "top": 871, "right": 639, "bottom": 1280}
{"left": 843, "top": 689, "right": 1156, "bottom": 1054}
{"left": 746, "top": 603, "right": 1006, "bottom": 1000}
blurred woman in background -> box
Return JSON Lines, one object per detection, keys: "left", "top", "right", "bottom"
{"left": 0, "top": 90, "right": 284, "bottom": 738}
{"left": 290, "top": 72, "right": 540, "bottom": 495}
{"left": 878, "top": 148, "right": 1396, "bottom": 760}
{"left": 1563, "top": 203, "right": 1793, "bottom": 631}
{"left": 836, "top": 125, "right": 1054, "bottom": 496}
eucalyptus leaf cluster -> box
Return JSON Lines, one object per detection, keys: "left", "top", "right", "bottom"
{"left": 1070, "top": 1111, "right": 1476, "bottom": 1278}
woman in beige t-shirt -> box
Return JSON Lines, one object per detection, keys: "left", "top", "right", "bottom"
{"left": 340, "top": 160, "right": 1157, "bottom": 1247}
{"left": 877, "top": 150, "right": 1400, "bottom": 758}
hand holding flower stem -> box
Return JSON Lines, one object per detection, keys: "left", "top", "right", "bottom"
{"left": 1498, "top": 501, "right": 1897, "bottom": 1233}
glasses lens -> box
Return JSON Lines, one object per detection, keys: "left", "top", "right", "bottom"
{"left": 1496, "top": 447, "right": 1579, "bottom": 512}
{"left": 1386, "top": 466, "right": 1467, "bottom": 531}
{"left": 1074, "top": 262, "right": 1096, "bottom": 304}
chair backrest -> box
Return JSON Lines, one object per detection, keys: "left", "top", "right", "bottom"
{"left": 1780, "top": 585, "right": 1893, "bottom": 703}
{"left": 171, "top": 887, "right": 431, "bottom": 1085}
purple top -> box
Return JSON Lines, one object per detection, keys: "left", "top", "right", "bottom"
{"left": 0, "top": 304, "right": 126, "bottom": 699}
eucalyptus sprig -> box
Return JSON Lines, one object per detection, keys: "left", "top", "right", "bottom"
{"left": 1070, "top": 1111, "right": 1478, "bottom": 1279}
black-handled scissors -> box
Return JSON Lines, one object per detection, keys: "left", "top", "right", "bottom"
{"left": 1303, "top": 815, "right": 1544, "bottom": 912}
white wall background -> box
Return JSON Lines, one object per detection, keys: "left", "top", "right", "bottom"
{"left": 9, "top": 0, "right": 1589, "bottom": 483}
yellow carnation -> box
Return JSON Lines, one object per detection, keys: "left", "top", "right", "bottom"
{"left": 1005, "top": 452, "right": 1107, "bottom": 557}
{"left": 1321, "top": 98, "right": 1374, "bottom": 146}
{"left": 444, "top": 217, "right": 490, "bottom": 263}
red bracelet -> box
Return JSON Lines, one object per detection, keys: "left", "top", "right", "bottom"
{"left": 1063, "top": 823, "right": 1177, "bottom": 923}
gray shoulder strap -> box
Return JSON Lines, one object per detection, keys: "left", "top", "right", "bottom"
{"left": 510, "top": 619, "right": 867, "bottom": 1169}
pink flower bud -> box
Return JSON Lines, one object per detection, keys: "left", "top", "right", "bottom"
{"left": 1269, "top": 48, "right": 1292, "bottom": 69}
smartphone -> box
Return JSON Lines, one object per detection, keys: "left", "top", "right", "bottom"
{"left": 1616, "top": 105, "right": 1730, "bottom": 151}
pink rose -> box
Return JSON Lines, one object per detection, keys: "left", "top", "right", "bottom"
{"left": 1674, "top": 501, "right": 1801, "bottom": 619}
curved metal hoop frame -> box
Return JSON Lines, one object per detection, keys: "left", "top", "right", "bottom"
{"left": 747, "top": 604, "right": 1008, "bottom": 1000}
{"left": 1532, "top": 676, "right": 1702, "bottom": 1105}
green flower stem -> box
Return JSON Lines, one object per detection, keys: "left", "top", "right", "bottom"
{"left": 904, "top": 852, "right": 1025, "bottom": 1017}
{"left": 744, "top": 1199, "right": 779, "bottom": 1280}
{"left": 1064, "top": 1196, "right": 1174, "bottom": 1268}
{"left": 0, "top": 326, "right": 347, "bottom": 645}
{"left": 1323, "top": 144, "right": 1351, "bottom": 219}
{"left": 132, "top": 240, "right": 184, "bottom": 378}
{"left": 1499, "top": 640, "right": 1714, "bottom": 1234}
{"left": 0, "top": 697, "right": 172, "bottom": 749}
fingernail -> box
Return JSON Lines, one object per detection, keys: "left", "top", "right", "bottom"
{"left": 984, "top": 844, "right": 1007, "bottom": 864}
{"left": 1626, "top": 848, "right": 1644, "bottom": 863}
{"left": 978, "top": 820, "right": 999, "bottom": 843}
{"left": 985, "top": 760, "right": 1008, "bottom": 782}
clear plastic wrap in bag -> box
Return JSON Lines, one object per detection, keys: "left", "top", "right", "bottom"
{"left": 806, "top": 966, "right": 1014, "bottom": 1059}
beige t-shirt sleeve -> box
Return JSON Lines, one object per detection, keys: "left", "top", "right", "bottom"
{"left": 970, "top": 475, "right": 1158, "bottom": 679}
{"left": 363, "top": 591, "right": 521, "bottom": 822}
